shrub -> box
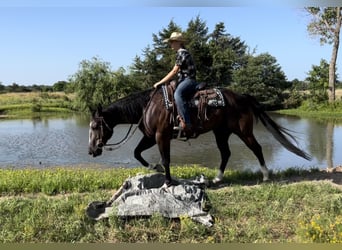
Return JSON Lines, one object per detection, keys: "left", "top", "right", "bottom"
{"left": 31, "top": 98, "right": 42, "bottom": 112}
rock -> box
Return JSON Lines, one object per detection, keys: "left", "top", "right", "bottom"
{"left": 86, "top": 173, "right": 213, "bottom": 227}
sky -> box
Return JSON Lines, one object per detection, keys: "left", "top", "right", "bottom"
{"left": 0, "top": 0, "right": 340, "bottom": 86}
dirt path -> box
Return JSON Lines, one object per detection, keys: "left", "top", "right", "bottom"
{"left": 277, "top": 166, "right": 342, "bottom": 190}
{"left": 272, "top": 166, "right": 341, "bottom": 189}
{"left": 211, "top": 166, "right": 342, "bottom": 190}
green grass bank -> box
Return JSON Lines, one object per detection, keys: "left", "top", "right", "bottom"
{"left": 277, "top": 99, "right": 342, "bottom": 121}
{"left": 1, "top": 91, "right": 342, "bottom": 121}
{"left": 0, "top": 92, "right": 76, "bottom": 118}
{"left": 0, "top": 166, "right": 341, "bottom": 243}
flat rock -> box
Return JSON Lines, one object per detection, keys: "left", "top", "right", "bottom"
{"left": 86, "top": 173, "right": 213, "bottom": 227}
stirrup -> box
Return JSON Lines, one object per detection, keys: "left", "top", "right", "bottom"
{"left": 175, "top": 127, "right": 197, "bottom": 141}
{"left": 173, "top": 125, "right": 181, "bottom": 131}
{"left": 172, "top": 125, "right": 188, "bottom": 141}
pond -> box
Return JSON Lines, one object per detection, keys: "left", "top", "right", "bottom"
{"left": 0, "top": 113, "right": 341, "bottom": 172}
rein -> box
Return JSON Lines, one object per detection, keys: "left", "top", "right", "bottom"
{"left": 96, "top": 116, "right": 141, "bottom": 151}
{"left": 104, "top": 124, "right": 134, "bottom": 147}
{"left": 94, "top": 88, "right": 156, "bottom": 151}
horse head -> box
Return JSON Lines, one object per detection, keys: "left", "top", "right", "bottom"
{"left": 88, "top": 105, "right": 113, "bottom": 157}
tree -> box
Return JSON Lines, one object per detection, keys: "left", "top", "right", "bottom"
{"left": 7, "top": 83, "right": 31, "bottom": 92}
{"left": 0, "top": 82, "right": 5, "bottom": 93}
{"left": 185, "top": 16, "right": 211, "bottom": 83}
{"left": 130, "top": 46, "right": 167, "bottom": 88}
{"left": 69, "top": 57, "right": 131, "bottom": 111}
{"left": 129, "top": 15, "right": 287, "bottom": 109}
{"left": 112, "top": 67, "right": 142, "bottom": 98}
{"left": 291, "top": 78, "right": 306, "bottom": 90}
{"left": 130, "top": 20, "right": 181, "bottom": 87}
{"left": 305, "top": 59, "right": 330, "bottom": 102}
{"left": 281, "top": 78, "right": 307, "bottom": 109}
{"left": 52, "top": 81, "right": 69, "bottom": 92}
{"left": 305, "top": 7, "right": 342, "bottom": 102}
{"left": 208, "top": 22, "right": 248, "bottom": 86}
{"left": 232, "top": 53, "right": 287, "bottom": 109}
{"left": 130, "top": 18, "right": 248, "bottom": 88}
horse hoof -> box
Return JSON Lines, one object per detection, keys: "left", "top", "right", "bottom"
{"left": 148, "top": 164, "right": 164, "bottom": 173}
{"left": 164, "top": 177, "right": 174, "bottom": 187}
{"left": 212, "top": 177, "right": 222, "bottom": 184}
{"left": 212, "top": 172, "right": 224, "bottom": 184}
{"left": 161, "top": 183, "right": 170, "bottom": 190}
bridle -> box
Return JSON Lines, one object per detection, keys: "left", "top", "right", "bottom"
{"left": 92, "top": 116, "right": 111, "bottom": 148}
{"left": 93, "top": 116, "right": 136, "bottom": 150}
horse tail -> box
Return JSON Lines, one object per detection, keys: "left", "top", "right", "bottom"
{"left": 246, "top": 94, "right": 312, "bottom": 161}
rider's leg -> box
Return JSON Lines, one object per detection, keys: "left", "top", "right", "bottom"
{"left": 174, "top": 78, "right": 197, "bottom": 128}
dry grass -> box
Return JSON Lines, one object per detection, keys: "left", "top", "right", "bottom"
{"left": 0, "top": 92, "right": 75, "bottom": 104}
{"left": 0, "top": 91, "right": 75, "bottom": 117}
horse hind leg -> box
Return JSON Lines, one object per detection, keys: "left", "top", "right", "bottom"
{"left": 155, "top": 132, "right": 173, "bottom": 186}
{"left": 212, "top": 130, "right": 231, "bottom": 184}
{"left": 238, "top": 133, "right": 269, "bottom": 181}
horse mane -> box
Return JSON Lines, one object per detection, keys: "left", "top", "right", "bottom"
{"left": 105, "top": 88, "right": 153, "bottom": 123}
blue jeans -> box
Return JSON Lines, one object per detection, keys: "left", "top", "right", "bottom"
{"left": 174, "top": 78, "right": 198, "bottom": 125}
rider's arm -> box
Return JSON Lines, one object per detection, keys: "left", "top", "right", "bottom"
{"left": 153, "top": 64, "right": 180, "bottom": 88}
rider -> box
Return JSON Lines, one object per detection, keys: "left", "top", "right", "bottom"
{"left": 153, "top": 32, "right": 198, "bottom": 135}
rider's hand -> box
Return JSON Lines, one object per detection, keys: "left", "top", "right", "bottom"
{"left": 153, "top": 82, "right": 163, "bottom": 88}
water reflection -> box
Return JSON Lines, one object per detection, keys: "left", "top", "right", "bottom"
{"left": 0, "top": 113, "right": 341, "bottom": 172}
{"left": 326, "top": 122, "right": 334, "bottom": 170}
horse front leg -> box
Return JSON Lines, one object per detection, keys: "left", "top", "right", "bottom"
{"left": 155, "top": 132, "right": 172, "bottom": 186}
{"left": 134, "top": 135, "right": 164, "bottom": 172}
{"left": 213, "top": 129, "right": 231, "bottom": 184}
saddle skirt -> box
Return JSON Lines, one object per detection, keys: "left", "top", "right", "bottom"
{"left": 161, "top": 84, "right": 225, "bottom": 111}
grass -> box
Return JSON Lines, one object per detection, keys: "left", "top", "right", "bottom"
{"left": 278, "top": 97, "right": 342, "bottom": 122}
{"left": 0, "top": 91, "right": 341, "bottom": 242}
{"left": 2, "top": 91, "right": 342, "bottom": 122}
{"left": 0, "top": 165, "right": 341, "bottom": 243}
{"left": 0, "top": 92, "right": 76, "bottom": 118}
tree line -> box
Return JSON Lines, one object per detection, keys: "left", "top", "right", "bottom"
{"left": 61, "top": 16, "right": 342, "bottom": 111}
{"left": 1, "top": 10, "right": 341, "bottom": 112}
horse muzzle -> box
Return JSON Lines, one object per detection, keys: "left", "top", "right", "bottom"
{"left": 88, "top": 146, "right": 103, "bottom": 157}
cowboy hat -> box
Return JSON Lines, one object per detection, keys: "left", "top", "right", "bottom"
{"left": 163, "top": 32, "right": 186, "bottom": 43}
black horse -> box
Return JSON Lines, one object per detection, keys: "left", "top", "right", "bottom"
{"left": 88, "top": 86, "right": 311, "bottom": 186}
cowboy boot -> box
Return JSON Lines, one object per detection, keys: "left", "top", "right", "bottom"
{"left": 177, "top": 116, "right": 195, "bottom": 138}
{"left": 174, "top": 115, "right": 185, "bottom": 130}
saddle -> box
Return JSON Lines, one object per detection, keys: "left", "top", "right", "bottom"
{"left": 161, "top": 81, "right": 225, "bottom": 139}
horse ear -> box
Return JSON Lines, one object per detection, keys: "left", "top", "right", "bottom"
{"left": 96, "top": 104, "right": 103, "bottom": 117}
{"left": 88, "top": 104, "right": 102, "bottom": 118}
{"left": 88, "top": 105, "right": 96, "bottom": 118}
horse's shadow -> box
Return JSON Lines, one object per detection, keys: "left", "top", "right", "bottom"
{"left": 208, "top": 168, "right": 342, "bottom": 190}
